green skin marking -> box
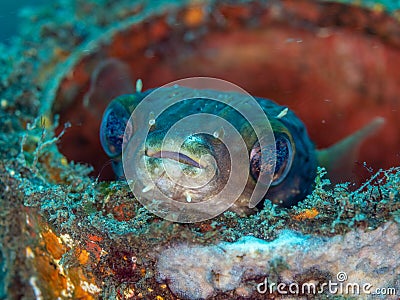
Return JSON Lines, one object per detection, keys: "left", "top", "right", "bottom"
{"left": 100, "top": 87, "right": 317, "bottom": 212}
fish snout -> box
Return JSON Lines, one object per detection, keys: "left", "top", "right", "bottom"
{"left": 141, "top": 133, "right": 229, "bottom": 203}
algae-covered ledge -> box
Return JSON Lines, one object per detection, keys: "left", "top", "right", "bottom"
{"left": 2, "top": 154, "right": 400, "bottom": 298}
{"left": 1, "top": 0, "right": 400, "bottom": 299}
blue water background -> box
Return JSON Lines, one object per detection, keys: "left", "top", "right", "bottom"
{"left": 0, "top": 1, "right": 49, "bottom": 43}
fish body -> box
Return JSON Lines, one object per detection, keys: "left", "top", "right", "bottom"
{"left": 100, "top": 86, "right": 317, "bottom": 211}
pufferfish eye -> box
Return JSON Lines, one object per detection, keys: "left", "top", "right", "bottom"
{"left": 100, "top": 100, "right": 131, "bottom": 158}
{"left": 250, "top": 134, "right": 294, "bottom": 186}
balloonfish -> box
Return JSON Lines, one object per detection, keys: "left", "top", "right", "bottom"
{"left": 100, "top": 85, "right": 383, "bottom": 214}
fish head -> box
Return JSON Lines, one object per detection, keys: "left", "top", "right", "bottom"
{"left": 142, "top": 131, "right": 231, "bottom": 203}
{"left": 99, "top": 92, "right": 232, "bottom": 204}
{"left": 100, "top": 89, "right": 316, "bottom": 211}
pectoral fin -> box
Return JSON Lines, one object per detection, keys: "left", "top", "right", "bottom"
{"left": 316, "top": 117, "right": 385, "bottom": 183}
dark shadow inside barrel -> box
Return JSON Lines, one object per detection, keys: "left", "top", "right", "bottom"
{"left": 53, "top": 0, "right": 400, "bottom": 182}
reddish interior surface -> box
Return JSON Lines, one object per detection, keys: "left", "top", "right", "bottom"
{"left": 55, "top": 1, "right": 400, "bottom": 182}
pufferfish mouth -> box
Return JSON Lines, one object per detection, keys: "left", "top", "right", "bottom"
{"left": 145, "top": 149, "right": 204, "bottom": 169}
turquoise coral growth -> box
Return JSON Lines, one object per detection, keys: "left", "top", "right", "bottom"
{"left": 1, "top": 0, "right": 400, "bottom": 299}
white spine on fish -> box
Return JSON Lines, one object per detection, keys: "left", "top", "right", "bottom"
{"left": 142, "top": 184, "right": 154, "bottom": 193}
{"left": 136, "top": 78, "right": 143, "bottom": 93}
{"left": 276, "top": 107, "right": 289, "bottom": 119}
{"left": 213, "top": 127, "right": 225, "bottom": 139}
{"left": 184, "top": 191, "right": 192, "bottom": 203}
{"left": 148, "top": 111, "right": 156, "bottom": 126}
